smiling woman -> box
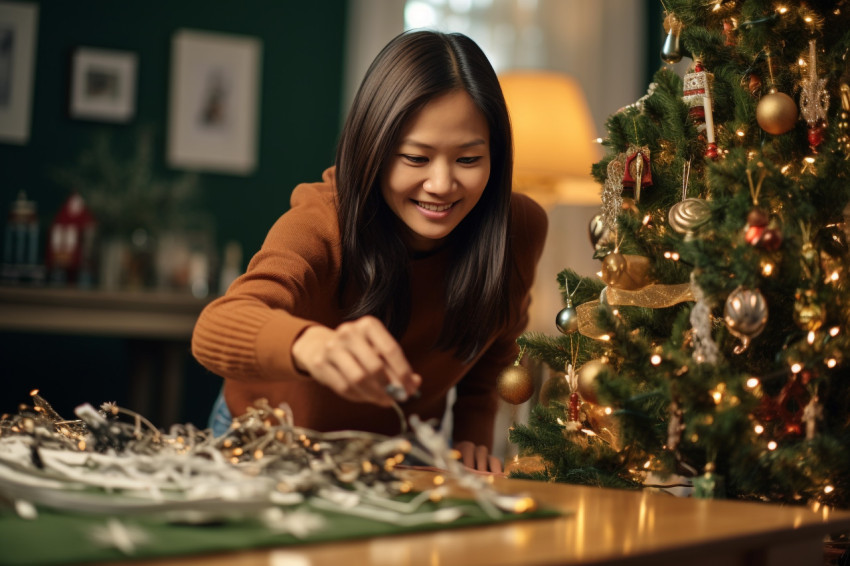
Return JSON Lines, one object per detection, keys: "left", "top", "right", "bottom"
{"left": 191, "top": 30, "right": 548, "bottom": 475}
{"left": 381, "top": 90, "right": 491, "bottom": 252}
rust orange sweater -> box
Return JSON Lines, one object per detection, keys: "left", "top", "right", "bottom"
{"left": 191, "top": 167, "right": 548, "bottom": 448}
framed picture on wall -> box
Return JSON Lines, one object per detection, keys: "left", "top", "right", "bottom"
{"left": 167, "top": 29, "right": 262, "bottom": 176}
{"left": 69, "top": 47, "right": 138, "bottom": 123}
{"left": 0, "top": 1, "right": 39, "bottom": 145}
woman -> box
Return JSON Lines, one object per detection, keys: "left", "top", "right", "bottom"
{"left": 191, "top": 30, "right": 548, "bottom": 473}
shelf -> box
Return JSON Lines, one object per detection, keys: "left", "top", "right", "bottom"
{"left": 0, "top": 285, "right": 212, "bottom": 340}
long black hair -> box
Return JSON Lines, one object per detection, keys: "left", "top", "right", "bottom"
{"left": 335, "top": 30, "right": 513, "bottom": 362}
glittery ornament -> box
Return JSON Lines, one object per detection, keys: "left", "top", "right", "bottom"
{"left": 799, "top": 39, "right": 829, "bottom": 153}
{"left": 497, "top": 364, "right": 534, "bottom": 405}
{"left": 723, "top": 286, "right": 768, "bottom": 354}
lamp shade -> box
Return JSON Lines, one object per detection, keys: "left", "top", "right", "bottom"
{"left": 499, "top": 71, "right": 601, "bottom": 204}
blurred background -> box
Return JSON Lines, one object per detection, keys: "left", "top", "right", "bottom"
{"left": 0, "top": 0, "right": 665, "bottom": 430}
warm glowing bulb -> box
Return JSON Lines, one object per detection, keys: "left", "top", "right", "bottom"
{"left": 746, "top": 377, "right": 760, "bottom": 389}
{"left": 712, "top": 2, "right": 722, "bottom": 11}
{"left": 600, "top": 334, "right": 611, "bottom": 341}
{"left": 712, "top": 391, "right": 723, "bottom": 404}
{"left": 642, "top": 214, "right": 651, "bottom": 225}
{"left": 768, "top": 441, "right": 778, "bottom": 450}
{"left": 762, "top": 262, "right": 774, "bottom": 276}
{"left": 736, "top": 129, "right": 746, "bottom": 137}
{"left": 791, "top": 363, "right": 802, "bottom": 373}
{"left": 807, "top": 331, "right": 816, "bottom": 344}
{"left": 805, "top": 156, "right": 816, "bottom": 164}
{"left": 604, "top": 406, "right": 613, "bottom": 415}
{"left": 651, "top": 354, "right": 662, "bottom": 365}
{"left": 825, "top": 485, "right": 835, "bottom": 494}
{"left": 829, "top": 326, "right": 840, "bottom": 337}
{"left": 781, "top": 164, "right": 792, "bottom": 174}
{"left": 777, "top": 6, "right": 788, "bottom": 14}
{"left": 798, "top": 57, "right": 807, "bottom": 67}
{"left": 804, "top": 16, "right": 813, "bottom": 22}
{"left": 671, "top": 252, "right": 680, "bottom": 261}
{"left": 827, "top": 358, "right": 838, "bottom": 368}
{"left": 754, "top": 424, "right": 764, "bottom": 434}
{"left": 612, "top": 309, "right": 620, "bottom": 316}
{"left": 643, "top": 460, "right": 652, "bottom": 469}
{"left": 830, "top": 271, "right": 840, "bottom": 282}
{"left": 664, "top": 251, "right": 672, "bottom": 259}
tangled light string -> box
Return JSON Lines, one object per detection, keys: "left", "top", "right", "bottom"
{"left": 0, "top": 391, "right": 536, "bottom": 529}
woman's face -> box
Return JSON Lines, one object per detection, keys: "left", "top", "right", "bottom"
{"left": 381, "top": 90, "right": 491, "bottom": 253}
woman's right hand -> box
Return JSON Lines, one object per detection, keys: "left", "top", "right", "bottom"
{"left": 290, "top": 315, "right": 422, "bottom": 407}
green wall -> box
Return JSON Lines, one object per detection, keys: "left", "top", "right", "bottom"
{"left": 0, "top": 0, "right": 348, "bottom": 424}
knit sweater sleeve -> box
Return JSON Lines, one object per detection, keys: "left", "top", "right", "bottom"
{"left": 451, "top": 193, "right": 549, "bottom": 449}
{"left": 191, "top": 169, "right": 340, "bottom": 383}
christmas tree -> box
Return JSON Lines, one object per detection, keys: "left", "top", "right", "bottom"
{"left": 508, "top": 0, "right": 850, "bottom": 508}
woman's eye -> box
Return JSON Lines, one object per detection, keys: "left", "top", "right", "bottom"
{"left": 457, "top": 156, "right": 482, "bottom": 164}
{"left": 402, "top": 154, "right": 428, "bottom": 164}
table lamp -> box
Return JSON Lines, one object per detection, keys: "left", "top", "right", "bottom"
{"left": 499, "top": 71, "right": 601, "bottom": 206}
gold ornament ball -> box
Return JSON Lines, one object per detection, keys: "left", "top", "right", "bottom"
{"left": 497, "top": 364, "right": 534, "bottom": 405}
{"left": 577, "top": 359, "right": 607, "bottom": 404}
{"left": 600, "top": 253, "right": 628, "bottom": 286}
{"left": 539, "top": 372, "right": 571, "bottom": 407}
{"left": 756, "top": 90, "right": 798, "bottom": 135}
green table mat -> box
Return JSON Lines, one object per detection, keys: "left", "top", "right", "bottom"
{"left": 0, "top": 498, "right": 560, "bottom": 566}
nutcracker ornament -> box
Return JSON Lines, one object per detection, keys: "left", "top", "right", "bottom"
{"left": 799, "top": 39, "right": 829, "bottom": 152}
{"left": 683, "top": 60, "right": 718, "bottom": 158}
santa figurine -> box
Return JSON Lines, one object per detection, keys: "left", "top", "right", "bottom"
{"left": 46, "top": 193, "right": 97, "bottom": 287}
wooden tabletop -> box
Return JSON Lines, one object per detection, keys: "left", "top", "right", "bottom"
{"left": 91, "top": 469, "right": 850, "bottom": 566}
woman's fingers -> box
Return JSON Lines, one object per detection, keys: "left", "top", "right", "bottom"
{"left": 291, "top": 317, "right": 419, "bottom": 406}
{"left": 455, "top": 441, "right": 503, "bottom": 474}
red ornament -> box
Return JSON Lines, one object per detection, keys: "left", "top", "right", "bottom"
{"left": 569, "top": 391, "right": 581, "bottom": 423}
{"left": 745, "top": 225, "right": 765, "bottom": 246}
{"left": 46, "top": 193, "right": 97, "bottom": 286}
{"left": 807, "top": 125, "right": 825, "bottom": 152}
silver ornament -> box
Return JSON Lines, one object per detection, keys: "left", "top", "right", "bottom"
{"left": 556, "top": 304, "right": 579, "bottom": 334}
{"left": 723, "top": 286, "right": 768, "bottom": 354}
{"left": 661, "top": 27, "right": 682, "bottom": 64}
{"left": 669, "top": 198, "right": 711, "bottom": 234}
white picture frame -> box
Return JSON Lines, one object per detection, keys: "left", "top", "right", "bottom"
{"left": 0, "top": 1, "right": 38, "bottom": 145}
{"left": 69, "top": 47, "right": 138, "bottom": 123}
{"left": 167, "top": 29, "right": 262, "bottom": 176}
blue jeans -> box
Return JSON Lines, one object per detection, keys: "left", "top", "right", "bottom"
{"left": 208, "top": 389, "right": 232, "bottom": 437}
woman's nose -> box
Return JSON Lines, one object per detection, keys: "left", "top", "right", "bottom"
{"left": 423, "top": 163, "right": 456, "bottom": 194}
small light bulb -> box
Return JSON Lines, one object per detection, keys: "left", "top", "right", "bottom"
{"left": 829, "top": 327, "right": 840, "bottom": 337}
{"left": 746, "top": 377, "right": 760, "bottom": 389}
{"left": 791, "top": 363, "right": 802, "bottom": 373}
{"left": 768, "top": 441, "right": 778, "bottom": 450}
{"left": 754, "top": 424, "right": 764, "bottom": 434}
{"left": 651, "top": 354, "right": 662, "bottom": 365}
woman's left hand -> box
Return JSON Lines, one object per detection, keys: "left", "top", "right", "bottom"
{"left": 454, "top": 440, "right": 503, "bottom": 474}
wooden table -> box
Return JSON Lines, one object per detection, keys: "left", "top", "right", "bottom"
{"left": 90, "top": 470, "right": 850, "bottom": 566}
